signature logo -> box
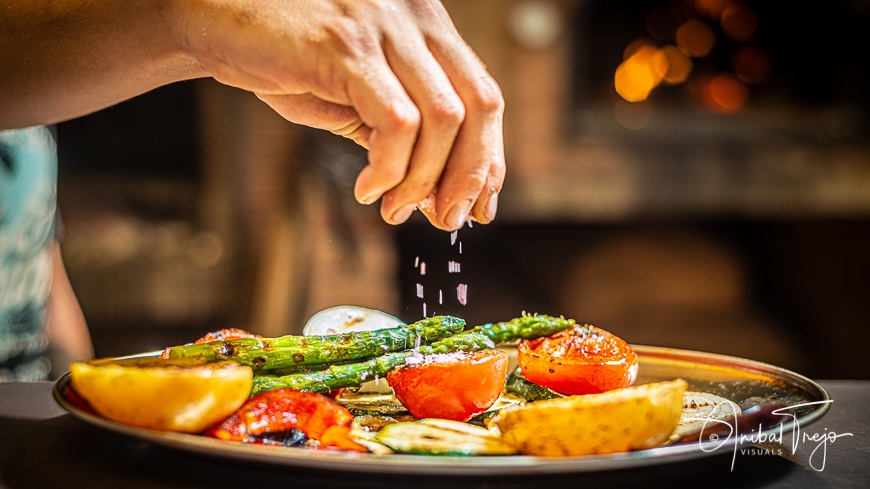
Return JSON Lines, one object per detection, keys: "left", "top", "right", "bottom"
{"left": 684, "top": 400, "right": 853, "bottom": 471}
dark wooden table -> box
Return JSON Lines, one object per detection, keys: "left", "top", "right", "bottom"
{"left": 1, "top": 380, "right": 866, "bottom": 488}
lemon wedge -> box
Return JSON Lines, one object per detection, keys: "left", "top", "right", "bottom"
{"left": 70, "top": 357, "right": 252, "bottom": 433}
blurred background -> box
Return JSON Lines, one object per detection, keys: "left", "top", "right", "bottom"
{"left": 55, "top": 0, "right": 869, "bottom": 379}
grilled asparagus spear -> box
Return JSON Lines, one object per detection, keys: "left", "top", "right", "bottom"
{"left": 166, "top": 316, "right": 465, "bottom": 371}
{"left": 251, "top": 331, "right": 495, "bottom": 395}
{"left": 470, "top": 313, "right": 575, "bottom": 344}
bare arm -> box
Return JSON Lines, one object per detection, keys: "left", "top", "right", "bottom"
{"left": 1, "top": 0, "right": 504, "bottom": 231}
{"left": 0, "top": 1, "right": 203, "bottom": 129}
{"left": 47, "top": 242, "right": 93, "bottom": 377}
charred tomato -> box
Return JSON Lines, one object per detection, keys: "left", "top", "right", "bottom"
{"left": 386, "top": 349, "right": 509, "bottom": 422}
{"left": 517, "top": 324, "right": 638, "bottom": 396}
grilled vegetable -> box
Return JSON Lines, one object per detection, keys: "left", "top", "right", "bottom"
{"left": 504, "top": 367, "right": 563, "bottom": 401}
{"left": 674, "top": 391, "right": 741, "bottom": 440}
{"left": 469, "top": 313, "right": 575, "bottom": 344}
{"left": 205, "top": 388, "right": 367, "bottom": 451}
{"left": 387, "top": 349, "right": 509, "bottom": 421}
{"left": 250, "top": 331, "right": 495, "bottom": 395}
{"left": 517, "top": 323, "right": 638, "bottom": 395}
{"left": 336, "top": 393, "right": 411, "bottom": 417}
{"left": 166, "top": 316, "right": 464, "bottom": 371}
{"left": 492, "top": 379, "right": 687, "bottom": 456}
{"left": 70, "top": 357, "right": 252, "bottom": 433}
{"left": 160, "top": 328, "right": 261, "bottom": 359}
{"left": 375, "top": 418, "right": 517, "bottom": 455}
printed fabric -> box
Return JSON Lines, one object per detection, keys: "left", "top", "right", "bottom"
{"left": 0, "top": 126, "right": 57, "bottom": 381}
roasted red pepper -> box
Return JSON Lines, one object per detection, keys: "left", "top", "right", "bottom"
{"left": 204, "top": 388, "right": 366, "bottom": 452}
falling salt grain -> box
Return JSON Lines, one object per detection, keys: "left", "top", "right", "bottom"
{"left": 457, "top": 283, "right": 468, "bottom": 305}
{"left": 448, "top": 261, "right": 461, "bottom": 273}
{"left": 439, "top": 289, "right": 443, "bottom": 304}
{"left": 414, "top": 334, "right": 422, "bottom": 349}
{"left": 422, "top": 302, "right": 427, "bottom": 317}
{"left": 416, "top": 283, "right": 424, "bottom": 299}
{"left": 459, "top": 242, "right": 462, "bottom": 254}
{"left": 450, "top": 231, "right": 458, "bottom": 245}
{"left": 420, "top": 262, "right": 426, "bottom": 276}
{"left": 414, "top": 256, "right": 419, "bottom": 268}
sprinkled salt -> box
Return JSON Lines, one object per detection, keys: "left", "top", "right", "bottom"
{"left": 420, "top": 262, "right": 426, "bottom": 276}
{"left": 439, "top": 289, "right": 443, "bottom": 304}
{"left": 416, "top": 283, "right": 424, "bottom": 298}
{"left": 457, "top": 283, "right": 468, "bottom": 305}
{"left": 450, "top": 230, "right": 458, "bottom": 245}
{"left": 414, "top": 256, "right": 419, "bottom": 267}
{"left": 422, "top": 302, "right": 427, "bottom": 317}
{"left": 448, "top": 261, "right": 461, "bottom": 273}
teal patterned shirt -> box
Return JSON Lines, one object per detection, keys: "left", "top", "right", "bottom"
{"left": 0, "top": 126, "right": 57, "bottom": 381}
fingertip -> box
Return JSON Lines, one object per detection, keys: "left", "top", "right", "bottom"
{"left": 386, "top": 204, "right": 417, "bottom": 225}
{"left": 444, "top": 199, "right": 473, "bottom": 231}
{"left": 476, "top": 192, "right": 498, "bottom": 224}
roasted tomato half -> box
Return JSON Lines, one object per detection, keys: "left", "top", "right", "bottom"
{"left": 517, "top": 324, "right": 638, "bottom": 396}
{"left": 387, "top": 349, "right": 509, "bottom": 422}
{"left": 205, "top": 388, "right": 366, "bottom": 452}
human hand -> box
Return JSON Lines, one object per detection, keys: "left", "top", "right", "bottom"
{"left": 174, "top": 0, "right": 504, "bottom": 231}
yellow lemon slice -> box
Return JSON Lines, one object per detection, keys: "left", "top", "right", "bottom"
{"left": 70, "top": 357, "right": 252, "bottom": 433}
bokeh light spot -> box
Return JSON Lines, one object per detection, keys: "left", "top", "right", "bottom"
{"left": 676, "top": 19, "right": 715, "bottom": 57}
{"left": 721, "top": 2, "right": 758, "bottom": 42}
{"left": 732, "top": 45, "right": 770, "bottom": 84}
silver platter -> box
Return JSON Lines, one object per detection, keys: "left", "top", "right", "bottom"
{"left": 54, "top": 345, "right": 829, "bottom": 475}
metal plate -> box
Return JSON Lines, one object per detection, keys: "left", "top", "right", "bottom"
{"left": 53, "top": 345, "right": 830, "bottom": 475}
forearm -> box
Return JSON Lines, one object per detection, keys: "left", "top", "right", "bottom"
{"left": 0, "top": 0, "right": 205, "bottom": 130}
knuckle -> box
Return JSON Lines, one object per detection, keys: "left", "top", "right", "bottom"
{"left": 385, "top": 103, "right": 421, "bottom": 135}
{"left": 368, "top": 163, "right": 406, "bottom": 188}
{"left": 454, "top": 166, "right": 488, "bottom": 194}
{"left": 429, "top": 92, "right": 466, "bottom": 128}
{"left": 468, "top": 75, "right": 505, "bottom": 114}
{"left": 404, "top": 179, "right": 440, "bottom": 203}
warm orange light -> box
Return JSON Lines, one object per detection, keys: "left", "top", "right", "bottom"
{"left": 615, "top": 59, "right": 657, "bottom": 103}
{"left": 654, "top": 45, "right": 693, "bottom": 84}
{"left": 676, "top": 19, "right": 715, "bottom": 57}
{"left": 695, "top": 0, "right": 730, "bottom": 20}
{"left": 721, "top": 3, "right": 758, "bottom": 42}
{"left": 732, "top": 46, "right": 770, "bottom": 84}
{"left": 623, "top": 39, "right": 653, "bottom": 60}
{"left": 615, "top": 44, "right": 665, "bottom": 102}
{"left": 706, "top": 73, "right": 749, "bottom": 111}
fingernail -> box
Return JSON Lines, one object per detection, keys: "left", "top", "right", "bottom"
{"left": 390, "top": 204, "right": 417, "bottom": 224}
{"left": 358, "top": 192, "right": 380, "bottom": 205}
{"left": 484, "top": 193, "right": 498, "bottom": 222}
{"left": 446, "top": 200, "right": 472, "bottom": 230}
